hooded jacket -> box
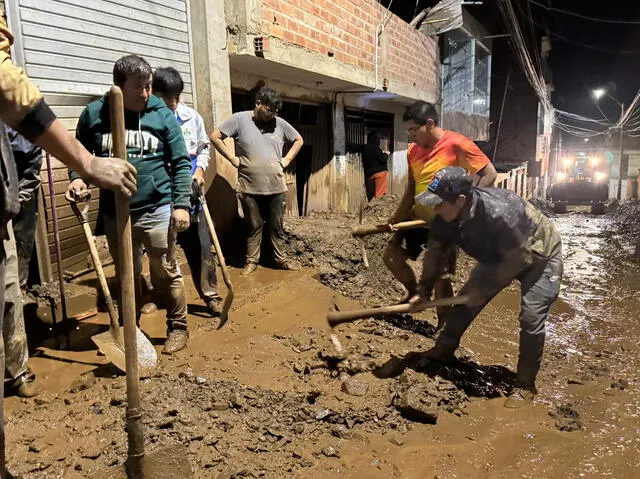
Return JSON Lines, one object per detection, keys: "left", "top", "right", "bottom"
{"left": 70, "top": 93, "right": 191, "bottom": 216}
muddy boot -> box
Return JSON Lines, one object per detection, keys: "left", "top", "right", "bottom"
{"left": 273, "top": 260, "right": 300, "bottom": 271}
{"left": 241, "top": 262, "right": 258, "bottom": 276}
{"left": 206, "top": 298, "right": 221, "bottom": 317}
{"left": 423, "top": 343, "right": 456, "bottom": 364}
{"left": 141, "top": 302, "right": 158, "bottom": 314}
{"left": 504, "top": 386, "right": 536, "bottom": 408}
{"left": 8, "top": 369, "right": 40, "bottom": 398}
{"left": 162, "top": 330, "right": 189, "bottom": 355}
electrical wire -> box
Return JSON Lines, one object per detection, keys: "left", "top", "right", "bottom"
{"left": 497, "top": 0, "right": 551, "bottom": 112}
{"left": 528, "top": 0, "right": 640, "bottom": 25}
{"left": 521, "top": 13, "right": 640, "bottom": 54}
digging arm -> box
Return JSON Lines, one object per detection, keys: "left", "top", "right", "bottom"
{"left": 415, "top": 239, "right": 449, "bottom": 300}
{"left": 389, "top": 172, "right": 416, "bottom": 224}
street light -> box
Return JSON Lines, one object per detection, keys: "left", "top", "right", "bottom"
{"left": 593, "top": 87, "right": 625, "bottom": 200}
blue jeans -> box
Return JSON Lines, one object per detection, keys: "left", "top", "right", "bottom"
{"left": 434, "top": 249, "right": 563, "bottom": 388}
{"left": 104, "top": 204, "right": 188, "bottom": 331}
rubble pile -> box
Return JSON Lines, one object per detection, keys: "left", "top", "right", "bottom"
{"left": 285, "top": 195, "right": 475, "bottom": 306}
{"left": 284, "top": 195, "right": 406, "bottom": 306}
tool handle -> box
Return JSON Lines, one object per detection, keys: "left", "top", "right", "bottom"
{"left": 166, "top": 219, "right": 178, "bottom": 266}
{"left": 327, "top": 296, "right": 469, "bottom": 327}
{"left": 200, "top": 195, "right": 233, "bottom": 284}
{"left": 66, "top": 189, "right": 92, "bottom": 223}
{"left": 109, "top": 86, "right": 145, "bottom": 461}
{"left": 45, "top": 152, "right": 68, "bottom": 322}
{"left": 351, "top": 220, "right": 428, "bottom": 238}
{"left": 199, "top": 191, "right": 234, "bottom": 328}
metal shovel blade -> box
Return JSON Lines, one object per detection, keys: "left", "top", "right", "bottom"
{"left": 92, "top": 326, "right": 158, "bottom": 377}
{"left": 100, "top": 445, "right": 193, "bottom": 478}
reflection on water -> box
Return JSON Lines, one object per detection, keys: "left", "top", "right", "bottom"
{"left": 545, "top": 211, "right": 640, "bottom": 477}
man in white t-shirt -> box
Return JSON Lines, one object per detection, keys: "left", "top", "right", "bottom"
{"left": 153, "top": 67, "right": 222, "bottom": 318}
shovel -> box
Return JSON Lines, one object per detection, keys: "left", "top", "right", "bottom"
{"left": 197, "top": 185, "right": 234, "bottom": 328}
{"left": 66, "top": 190, "right": 157, "bottom": 376}
{"left": 109, "top": 86, "right": 192, "bottom": 478}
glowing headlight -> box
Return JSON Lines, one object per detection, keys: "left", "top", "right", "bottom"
{"left": 594, "top": 171, "right": 607, "bottom": 182}
{"left": 562, "top": 158, "right": 573, "bottom": 168}
{"left": 590, "top": 157, "right": 600, "bottom": 166}
{"left": 556, "top": 171, "right": 567, "bottom": 181}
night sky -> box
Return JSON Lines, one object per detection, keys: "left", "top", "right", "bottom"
{"left": 534, "top": 0, "right": 640, "bottom": 121}
{"left": 386, "top": 0, "right": 640, "bottom": 123}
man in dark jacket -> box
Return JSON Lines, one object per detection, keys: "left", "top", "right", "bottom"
{"left": 362, "top": 131, "right": 389, "bottom": 201}
{"left": 410, "top": 167, "right": 563, "bottom": 408}
{"left": 67, "top": 55, "right": 192, "bottom": 354}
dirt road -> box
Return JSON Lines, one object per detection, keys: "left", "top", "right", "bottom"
{"left": 4, "top": 206, "right": 640, "bottom": 478}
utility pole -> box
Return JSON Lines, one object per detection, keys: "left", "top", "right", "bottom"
{"left": 617, "top": 102, "right": 624, "bottom": 201}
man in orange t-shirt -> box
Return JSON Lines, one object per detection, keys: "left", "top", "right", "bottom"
{"left": 383, "top": 101, "right": 497, "bottom": 326}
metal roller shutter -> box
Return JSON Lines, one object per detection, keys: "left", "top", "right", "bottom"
{"left": 6, "top": 0, "right": 195, "bottom": 275}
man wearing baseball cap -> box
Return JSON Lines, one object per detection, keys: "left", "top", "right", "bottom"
{"left": 411, "top": 166, "right": 563, "bottom": 408}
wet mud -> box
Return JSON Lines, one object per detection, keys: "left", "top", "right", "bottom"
{"left": 5, "top": 200, "right": 640, "bottom": 478}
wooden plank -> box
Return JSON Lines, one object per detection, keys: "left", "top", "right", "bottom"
{"left": 43, "top": 199, "right": 100, "bottom": 223}
{"left": 48, "top": 231, "right": 87, "bottom": 251}
{"left": 21, "top": 11, "right": 189, "bottom": 53}
{"left": 46, "top": 211, "right": 99, "bottom": 233}
{"left": 49, "top": 241, "right": 88, "bottom": 260}
{"left": 51, "top": 250, "right": 93, "bottom": 276}
{"left": 21, "top": 0, "right": 188, "bottom": 33}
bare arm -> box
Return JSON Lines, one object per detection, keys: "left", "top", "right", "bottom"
{"left": 37, "top": 115, "right": 137, "bottom": 197}
{"left": 415, "top": 239, "right": 449, "bottom": 299}
{"left": 473, "top": 162, "right": 497, "bottom": 187}
{"left": 210, "top": 128, "right": 239, "bottom": 168}
{"left": 282, "top": 135, "right": 304, "bottom": 168}
{"left": 389, "top": 173, "right": 416, "bottom": 224}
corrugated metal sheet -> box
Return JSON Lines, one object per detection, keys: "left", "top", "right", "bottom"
{"left": 10, "top": 0, "right": 195, "bottom": 274}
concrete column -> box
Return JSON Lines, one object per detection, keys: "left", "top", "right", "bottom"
{"left": 189, "top": 0, "right": 237, "bottom": 234}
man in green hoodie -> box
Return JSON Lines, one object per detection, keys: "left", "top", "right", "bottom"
{"left": 67, "top": 55, "right": 192, "bottom": 354}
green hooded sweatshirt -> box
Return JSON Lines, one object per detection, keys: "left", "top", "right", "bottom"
{"left": 70, "top": 93, "right": 191, "bottom": 216}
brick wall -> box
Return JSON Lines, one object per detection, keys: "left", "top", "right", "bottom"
{"left": 260, "top": 0, "right": 438, "bottom": 94}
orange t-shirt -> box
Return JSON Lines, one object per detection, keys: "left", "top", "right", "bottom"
{"left": 409, "top": 130, "right": 490, "bottom": 221}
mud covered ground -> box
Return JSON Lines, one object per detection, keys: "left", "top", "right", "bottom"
{"left": 5, "top": 198, "right": 640, "bottom": 478}
{"left": 283, "top": 195, "right": 475, "bottom": 307}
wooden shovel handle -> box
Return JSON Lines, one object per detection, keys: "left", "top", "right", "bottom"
{"left": 327, "top": 296, "right": 469, "bottom": 328}
{"left": 351, "top": 220, "right": 428, "bottom": 238}
{"left": 109, "top": 86, "right": 145, "bottom": 462}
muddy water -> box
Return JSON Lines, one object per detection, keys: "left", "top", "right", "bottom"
{"left": 5, "top": 211, "right": 640, "bottom": 478}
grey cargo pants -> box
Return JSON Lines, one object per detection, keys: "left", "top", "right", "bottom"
{"left": 434, "top": 249, "right": 563, "bottom": 388}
